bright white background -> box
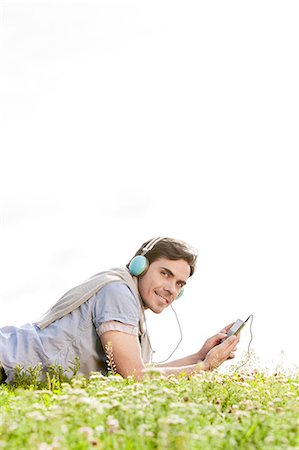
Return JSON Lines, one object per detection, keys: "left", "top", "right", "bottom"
{"left": 1, "top": 1, "right": 298, "bottom": 373}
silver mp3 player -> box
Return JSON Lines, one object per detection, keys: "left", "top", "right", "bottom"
{"left": 221, "top": 316, "right": 251, "bottom": 342}
{"left": 226, "top": 319, "right": 246, "bottom": 337}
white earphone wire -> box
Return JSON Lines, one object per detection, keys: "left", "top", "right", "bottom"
{"left": 143, "top": 304, "right": 183, "bottom": 365}
{"left": 233, "top": 314, "right": 254, "bottom": 372}
{"left": 155, "top": 305, "right": 183, "bottom": 364}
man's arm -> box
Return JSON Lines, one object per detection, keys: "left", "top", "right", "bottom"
{"left": 100, "top": 331, "right": 238, "bottom": 379}
{"left": 157, "top": 323, "right": 237, "bottom": 368}
{"left": 156, "top": 352, "right": 200, "bottom": 368}
{"left": 100, "top": 330, "right": 205, "bottom": 378}
{"left": 100, "top": 331, "right": 145, "bottom": 379}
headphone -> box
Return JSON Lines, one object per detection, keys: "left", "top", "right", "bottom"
{"left": 128, "top": 237, "right": 184, "bottom": 299}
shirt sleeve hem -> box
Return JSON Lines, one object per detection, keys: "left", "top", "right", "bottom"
{"left": 96, "top": 320, "right": 138, "bottom": 337}
{"left": 94, "top": 314, "right": 138, "bottom": 329}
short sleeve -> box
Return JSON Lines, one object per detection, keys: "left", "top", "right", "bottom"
{"left": 96, "top": 320, "right": 138, "bottom": 337}
{"left": 92, "top": 281, "right": 140, "bottom": 329}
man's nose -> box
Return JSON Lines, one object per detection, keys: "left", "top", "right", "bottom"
{"left": 164, "top": 279, "right": 177, "bottom": 295}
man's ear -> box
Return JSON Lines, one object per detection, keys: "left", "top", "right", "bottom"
{"left": 128, "top": 256, "right": 149, "bottom": 277}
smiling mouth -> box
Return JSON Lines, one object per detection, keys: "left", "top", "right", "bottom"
{"left": 155, "top": 291, "right": 169, "bottom": 304}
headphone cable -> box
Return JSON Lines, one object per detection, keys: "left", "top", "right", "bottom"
{"left": 155, "top": 305, "right": 183, "bottom": 364}
{"left": 233, "top": 314, "right": 254, "bottom": 372}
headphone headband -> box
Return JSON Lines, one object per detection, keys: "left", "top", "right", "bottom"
{"left": 140, "top": 237, "right": 165, "bottom": 256}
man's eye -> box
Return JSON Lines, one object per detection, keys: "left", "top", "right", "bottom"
{"left": 161, "top": 271, "right": 168, "bottom": 277}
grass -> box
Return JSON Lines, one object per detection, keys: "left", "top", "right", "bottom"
{"left": 0, "top": 369, "right": 298, "bottom": 449}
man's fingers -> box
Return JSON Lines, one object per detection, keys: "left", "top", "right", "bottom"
{"left": 216, "top": 333, "right": 228, "bottom": 341}
{"left": 220, "top": 322, "right": 234, "bottom": 333}
{"left": 225, "top": 335, "right": 238, "bottom": 348}
{"left": 205, "top": 337, "right": 238, "bottom": 370}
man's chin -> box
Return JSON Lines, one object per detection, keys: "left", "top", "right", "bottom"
{"left": 142, "top": 296, "right": 167, "bottom": 314}
{"left": 151, "top": 304, "right": 166, "bottom": 314}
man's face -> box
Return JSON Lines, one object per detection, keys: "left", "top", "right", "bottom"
{"left": 138, "top": 258, "right": 191, "bottom": 313}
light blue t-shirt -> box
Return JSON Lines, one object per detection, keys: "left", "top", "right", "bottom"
{"left": 0, "top": 281, "right": 141, "bottom": 383}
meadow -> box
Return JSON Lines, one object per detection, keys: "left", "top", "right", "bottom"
{"left": 0, "top": 368, "right": 298, "bottom": 450}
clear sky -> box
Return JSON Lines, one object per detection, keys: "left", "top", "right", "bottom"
{"left": 1, "top": 0, "right": 298, "bottom": 373}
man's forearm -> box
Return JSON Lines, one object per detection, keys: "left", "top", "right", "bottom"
{"left": 153, "top": 361, "right": 209, "bottom": 378}
{"left": 155, "top": 352, "right": 200, "bottom": 368}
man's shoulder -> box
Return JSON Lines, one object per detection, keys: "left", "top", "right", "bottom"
{"left": 100, "top": 281, "right": 134, "bottom": 295}
{"left": 92, "top": 281, "right": 141, "bottom": 328}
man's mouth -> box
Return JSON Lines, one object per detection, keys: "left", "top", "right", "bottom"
{"left": 154, "top": 291, "right": 169, "bottom": 304}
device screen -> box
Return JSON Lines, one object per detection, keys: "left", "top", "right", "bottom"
{"left": 227, "top": 319, "right": 246, "bottom": 337}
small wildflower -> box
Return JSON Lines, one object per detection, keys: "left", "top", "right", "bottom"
{"left": 161, "top": 414, "right": 186, "bottom": 425}
{"left": 38, "top": 444, "right": 53, "bottom": 450}
{"left": 50, "top": 437, "right": 61, "bottom": 450}
{"left": 167, "top": 375, "right": 179, "bottom": 385}
{"left": 265, "top": 435, "right": 275, "bottom": 444}
{"left": 138, "top": 423, "right": 152, "bottom": 434}
{"left": 107, "top": 416, "right": 119, "bottom": 433}
{"left": 162, "top": 387, "right": 173, "bottom": 395}
{"left": 95, "top": 425, "right": 105, "bottom": 434}
{"left": 144, "top": 431, "right": 154, "bottom": 437}
{"left": 89, "top": 372, "right": 107, "bottom": 380}
{"left": 60, "top": 424, "right": 68, "bottom": 434}
{"left": 26, "top": 411, "right": 46, "bottom": 421}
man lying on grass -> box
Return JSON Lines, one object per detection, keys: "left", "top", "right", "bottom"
{"left": 0, "top": 237, "right": 239, "bottom": 383}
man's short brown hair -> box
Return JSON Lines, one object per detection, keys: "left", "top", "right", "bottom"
{"left": 130, "top": 237, "right": 198, "bottom": 277}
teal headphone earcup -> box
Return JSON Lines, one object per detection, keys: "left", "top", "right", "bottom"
{"left": 176, "top": 288, "right": 184, "bottom": 299}
{"left": 129, "top": 255, "right": 149, "bottom": 276}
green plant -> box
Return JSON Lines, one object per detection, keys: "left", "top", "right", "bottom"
{"left": 0, "top": 369, "right": 298, "bottom": 450}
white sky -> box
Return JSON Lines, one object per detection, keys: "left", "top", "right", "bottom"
{"left": 1, "top": 0, "right": 298, "bottom": 373}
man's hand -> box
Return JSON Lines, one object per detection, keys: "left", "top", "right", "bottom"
{"left": 202, "top": 334, "right": 240, "bottom": 371}
{"left": 197, "top": 322, "right": 235, "bottom": 360}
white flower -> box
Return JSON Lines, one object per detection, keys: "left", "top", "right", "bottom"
{"left": 138, "top": 423, "right": 151, "bottom": 434}
{"left": 162, "top": 387, "right": 173, "bottom": 395}
{"left": 107, "top": 416, "right": 119, "bottom": 433}
{"left": 95, "top": 425, "right": 105, "bottom": 434}
{"left": 38, "top": 444, "right": 52, "bottom": 450}
{"left": 89, "top": 372, "right": 106, "bottom": 380}
{"left": 144, "top": 431, "right": 154, "bottom": 437}
{"left": 159, "top": 414, "right": 186, "bottom": 425}
{"left": 61, "top": 424, "right": 68, "bottom": 434}
{"left": 26, "top": 411, "right": 46, "bottom": 421}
